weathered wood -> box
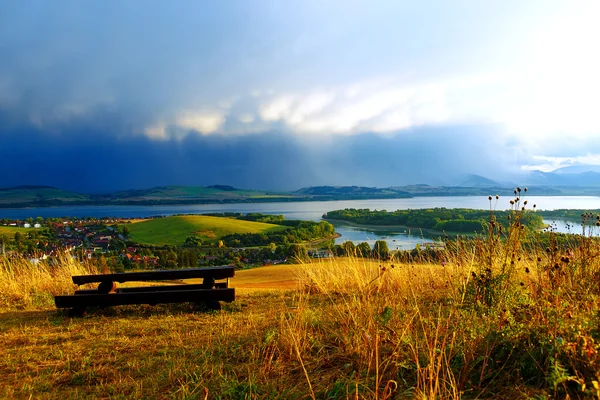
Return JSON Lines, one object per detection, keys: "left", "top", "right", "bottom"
{"left": 71, "top": 266, "right": 234, "bottom": 285}
{"left": 55, "top": 288, "right": 235, "bottom": 308}
{"left": 98, "top": 281, "right": 117, "bottom": 293}
{"left": 74, "top": 283, "right": 210, "bottom": 295}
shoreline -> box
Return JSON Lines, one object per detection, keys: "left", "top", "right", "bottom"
{"left": 324, "top": 218, "right": 456, "bottom": 238}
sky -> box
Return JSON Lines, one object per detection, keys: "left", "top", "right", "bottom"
{"left": 1, "top": 0, "right": 599, "bottom": 192}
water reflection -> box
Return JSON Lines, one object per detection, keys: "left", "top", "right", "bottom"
{"left": 543, "top": 219, "right": 600, "bottom": 236}
{"left": 332, "top": 222, "right": 442, "bottom": 251}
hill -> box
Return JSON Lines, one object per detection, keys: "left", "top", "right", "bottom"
{"left": 106, "top": 185, "right": 291, "bottom": 203}
{"left": 0, "top": 186, "right": 90, "bottom": 206}
{"left": 293, "top": 185, "right": 412, "bottom": 199}
{"left": 123, "top": 215, "right": 287, "bottom": 246}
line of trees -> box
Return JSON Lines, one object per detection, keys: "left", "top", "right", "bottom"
{"left": 324, "top": 208, "right": 545, "bottom": 233}
{"left": 221, "top": 220, "right": 336, "bottom": 247}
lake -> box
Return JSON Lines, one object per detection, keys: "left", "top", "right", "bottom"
{"left": 2, "top": 196, "right": 600, "bottom": 249}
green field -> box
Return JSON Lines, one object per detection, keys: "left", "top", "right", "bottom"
{"left": 0, "top": 226, "right": 29, "bottom": 236}
{"left": 112, "top": 185, "right": 292, "bottom": 201}
{"left": 123, "top": 215, "right": 287, "bottom": 246}
{"left": 0, "top": 186, "right": 89, "bottom": 205}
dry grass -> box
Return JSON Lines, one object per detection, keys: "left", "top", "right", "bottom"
{"left": 1, "top": 226, "right": 600, "bottom": 398}
{"left": 0, "top": 254, "right": 98, "bottom": 311}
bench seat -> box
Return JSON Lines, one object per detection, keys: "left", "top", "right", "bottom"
{"left": 71, "top": 266, "right": 234, "bottom": 285}
{"left": 55, "top": 287, "right": 235, "bottom": 308}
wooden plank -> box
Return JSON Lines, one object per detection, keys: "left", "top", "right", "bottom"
{"left": 55, "top": 288, "right": 235, "bottom": 308}
{"left": 71, "top": 266, "right": 234, "bottom": 285}
{"left": 74, "top": 283, "right": 215, "bottom": 295}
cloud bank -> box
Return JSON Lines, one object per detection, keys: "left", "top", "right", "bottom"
{"left": 1, "top": 1, "right": 600, "bottom": 191}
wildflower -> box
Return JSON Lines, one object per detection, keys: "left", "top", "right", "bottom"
{"left": 488, "top": 195, "right": 492, "bottom": 201}
{"left": 517, "top": 187, "right": 522, "bottom": 192}
{"left": 525, "top": 267, "right": 530, "bottom": 273}
{"left": 496, "top": 195, "right": 499, "bottom": 200}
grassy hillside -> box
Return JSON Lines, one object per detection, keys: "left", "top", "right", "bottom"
{"left": 0, "top": 226, "right": 29, "bottom": 237}
{"left": 124, "top": 215, "right": 287, "bottom": 246}
{"left": 110, "top": 185, "right": 292, "bottom": 202}
{"left": 0, "top": 185, "right": 89, "bottom": 205}
{"left": 1, "top": 203, "right": 599, "bottom": 398}
{"left": 2, "top": 234, "right": 599, "bottom": 398}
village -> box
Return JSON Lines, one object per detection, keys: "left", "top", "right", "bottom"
{"left": 0, "top": 217, "right": 296, "bottom": 269}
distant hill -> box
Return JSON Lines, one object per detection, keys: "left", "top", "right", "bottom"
{"left": 0, "top": 186, "right": 90, "bottom": 206}
{"left": 293, "top": 186, "right": 412, "bottom": 199}
{"left": 102, "top": 185, "right": 293, "bottom": 203}
{"left": 523, "top": 170, "right": 600, "bottom": 187}
{"left": 457, "top": 174, "right": 501, "bottom": 187}
{"left": 552, "top": 165, "right": 600, "bottom": 175}
{"left": 2, "top": 179, "right": 600, "bottom": 209}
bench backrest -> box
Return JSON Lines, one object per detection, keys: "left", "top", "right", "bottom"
{"left": 72, "top": 266, "right": 235, "bottom": 285}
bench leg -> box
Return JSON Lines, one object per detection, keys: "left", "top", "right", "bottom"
{"left": 98, "top": 281, "right": 117, "bottom": 294}
{"left": 202, "top": 277, "right": 215, "bottom": 289}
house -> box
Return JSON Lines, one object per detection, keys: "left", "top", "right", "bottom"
{"left": 309, "top": 249, "right": 334, "bottom": 258}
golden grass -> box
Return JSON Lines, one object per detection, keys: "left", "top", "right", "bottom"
{"left": 1, "top": 231, "right": 600, "bottom": 398}
{"left": 0, "top": 254, "right": 98, "bottom": 311}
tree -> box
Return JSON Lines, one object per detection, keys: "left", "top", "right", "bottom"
{"left": 373, "top": 240, "right": 390, "bottom": 260}
{"left": 340, "top": 241, "right": 356, "bottom": 256}
{"left": 287, "top": 244, "right": 308, "bottom": 261}
{"left": 356, "top": 242, "right": 372, "bottom": 258}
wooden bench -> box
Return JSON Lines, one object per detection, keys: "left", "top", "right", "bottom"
{"left": 55, "top": 266, "right": 235, "bottom": 316}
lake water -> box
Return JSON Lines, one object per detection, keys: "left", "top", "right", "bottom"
{"left": 2, "top": 195, "right": 600, "bottom": 248}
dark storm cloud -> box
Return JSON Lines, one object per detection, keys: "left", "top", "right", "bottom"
{"left": 0, "top": 107, "right": 514, "bottom": 192}
{"left": 1, "top": 1, "right": 595, "bottom": 190}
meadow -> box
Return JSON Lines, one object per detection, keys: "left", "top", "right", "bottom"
{"left": 0, "top": 225, "right": 28, "bottom": 236}
{"left": 1, "top": 205, "right": 600, "bottom": 399}
{"left": 123, "top": 215, "right": 287, "bottom": 246}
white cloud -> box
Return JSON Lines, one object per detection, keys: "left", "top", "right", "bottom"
{"left": 144, "top": 122, "right": 168, "bottom": 140}
{"left": 143, "top": 110, "right": 225, "bottom": 140}
{"left": 175, "top": 111, "right": 224, "bottom": 134}
{"left": 256, "top": 79, "right": 462, "bottom": 135}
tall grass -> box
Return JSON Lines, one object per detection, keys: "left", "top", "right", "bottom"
{"left": 2, "top": 200, "right": 600, "bottom": 398}
{"left": 0, "top": 254, "right": 97, "bottom": 311}
{"left": 279, "top": 207, "right": 600, "bottom": 398}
